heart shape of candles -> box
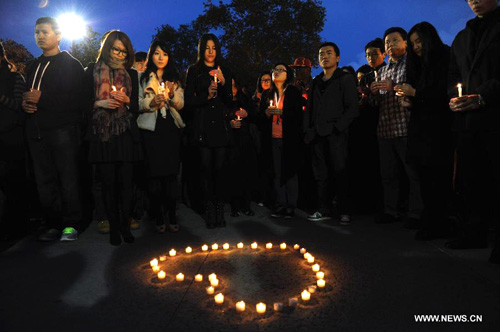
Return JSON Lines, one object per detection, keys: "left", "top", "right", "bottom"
{"left": 147, "top": 242, "right": 328, "bottom": 314}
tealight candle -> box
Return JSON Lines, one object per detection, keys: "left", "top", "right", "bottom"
{"left": 280, "top": 243, "right": 287, "bottom": 250}
{"left": 195, "top": 274, "right": 203, "bottom": 282}
{"left": 208, "top": 273, "right": 217, "bottom": 281}
{"left": 307, "top": 256, "right": 315, "bottom": 264}
{"left": 304, "top": 252, "right": 311, "bottom": 260}
{"left": 150, "top": 259, "right": 158, "bottom": 267}
{"left": 236, "top": 301, "right": 246, "bottom": 312}
{"left": 308, "top": 285, "right": 317, "bottom": 294}
{"left": 210, "top": 278, "right": 219, "bottom": 287}
{"left": 300, "top": 248, "right": 306, "bottom": 254}
{"left": 202, "top": 245, "right": 209, "bottom": 252}
{"left": 158, "top": 270, "right": 166, "bottom": 280}
{"left": 159, "top": 255, "right": 167, "bottom": 261}
{"left": 457, "top": 83, "right": 462, "bottom": 98}
{"left": 237, "top": 242, "right": 244, "bottom": 249}
{"left": 288, "top": 297, "right": 298, "bottom": 307}
{"left": 312, "top": 264, "right": 320, "bottom": 272}
{"left": 169, "top": 249, "right": 176, "bottom": 257}
{"left": 214, "top": 293, "right": 224, "bottom": 305}
{"left": 301, "top": 290, "right": 311, "bottom": 301}
{"left": 256, "top": 302, "right": 266, "bottom": 314}
{"left": 317, "top": 279, "right": 326, "bottom": 288}
{"left": 206, "top": 286, "right": 214, "bottom": 295}
{"left": 316, "top": 271, "right": 325, "bottom": 280}
{"left": 294, "top": 244, "right": 300, "bottom": 250}
{"left": 223, "top": 243, "right": 230, "bottom": 250}
{"left": 176, "top": 273, "right": 184, "bottom": 282}
{"left": 273, "top": 302, "right": 283, "bottom": 311}
{"left": 266, "top": 243, "right": 272, "bottom": 249}
{"left": 152, "top": 265, "right": 160, "bottom": 273}
{"left": 251, "top": 242, "right": 258, "bottom": 249}
{"left": 185, "top": 247, "right": 192, "bottom": 254}
{"left": 212, "top": 243, "right": 219, "bottom": 250}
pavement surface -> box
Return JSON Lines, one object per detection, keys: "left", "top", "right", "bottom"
{"left": 1, "top": 203, "right": 499, "bottom": 332}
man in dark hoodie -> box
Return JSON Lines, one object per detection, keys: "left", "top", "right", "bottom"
{"left": 448, "top": 0, "right": 500, "bottom": 264}
{"left": 304, "top": 42, "right": 359, "bottom": 225}
{"left": 22, "top": 17, "right": 84, "bottom": 242}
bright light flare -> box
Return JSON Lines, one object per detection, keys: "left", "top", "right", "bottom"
{"left": 57, "top": 13, "right": 86, "bottom": 41}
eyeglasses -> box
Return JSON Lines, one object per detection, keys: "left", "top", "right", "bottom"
{"left": 111, "top": 47, "right": 128, "bottom": 57}
{"left": 261, "top": 79, "right": 272, "bottom": 83}
{"left": 272, "top": 68, "right": 286, "bottom": 73}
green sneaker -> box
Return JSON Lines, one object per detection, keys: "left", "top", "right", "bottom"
{"left": 60, "top": 227, "right": 78, "bottom": 242}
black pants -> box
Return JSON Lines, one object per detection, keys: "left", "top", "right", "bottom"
{"left": 0, "top": 159, "right": 27, "bottom": 235}
{"left": 199, "top": 146, "right": 227, "bottom": 202}
{"left": 28, "top": 125, "right": 82, "bottom": 230}
{"left": 272, "top": 138, "right": 298, "bottom": 210}
{"left": 312, "top": 132, "right": 351, "bottom": 215}
{"left": 148, "top": 175, "right": 177, "bottom": 225}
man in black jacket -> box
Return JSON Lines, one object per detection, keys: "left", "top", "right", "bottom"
{"left": 304, "top": 42, "right": 359, "bottom": 224}
{"left": 448, "top": 0, "right": 500, "bottom": 264}
{"left": 22, "top": 17, "right": 84, "bottom": 242}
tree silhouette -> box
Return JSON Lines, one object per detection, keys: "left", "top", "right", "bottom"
{"left": 70, "top": 27, "right": 101, "bottom": 68}
{"left": 0, "top": 38, "right": 34, "bottom": 76}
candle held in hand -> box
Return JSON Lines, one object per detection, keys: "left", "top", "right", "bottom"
{"left": 457, "top": 83, "right": 462, "bottom": 98}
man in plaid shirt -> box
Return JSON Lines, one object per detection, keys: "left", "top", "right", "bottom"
{"left": 370, "top": 27, "right": 422, "bottom": 225}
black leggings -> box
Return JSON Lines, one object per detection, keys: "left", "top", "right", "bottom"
{"left": 199, "top": 146, "right": 226, "bottom": 202}
{"left": 148, "top": 175, "right": 177, "bottom": 225}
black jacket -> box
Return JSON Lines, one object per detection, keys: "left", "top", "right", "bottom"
{"left": 448, "top": 7, "right": 500, "bottom": 132}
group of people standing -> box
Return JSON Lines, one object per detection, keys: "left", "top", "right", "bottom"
{"left": 0, "top": 0, "right": 498, "bottom": 264}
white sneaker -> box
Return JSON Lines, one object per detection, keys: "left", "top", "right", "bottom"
{"left": 339, "top": 214, "right": 351, "bottom": 225}
{"left": 307, "top": 211, "right": 332, "bottom": 221}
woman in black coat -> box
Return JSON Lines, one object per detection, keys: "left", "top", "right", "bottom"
{"left": 184, "top": 33, "right": 233, "bottom": 228}
{"left": 84, "top": 30, "right": 142, "bottom": 245}
{"left": 395, "top": 22, "right": 453, "bottom": 240}
{"left": 259, "top": 63, "right": 304, "bottom": 218}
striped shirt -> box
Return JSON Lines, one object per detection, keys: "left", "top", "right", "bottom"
{"left": 376, "top": 54, "right": 410, "bottom": 138}
{"left": 0, "top": 72, "right": 26, "bottom": 112}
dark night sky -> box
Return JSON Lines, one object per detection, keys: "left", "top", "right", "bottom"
{"left": 1, "top": 0, "right": 474, "bottom": 76}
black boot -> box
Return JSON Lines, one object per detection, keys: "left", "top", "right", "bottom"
{"left": 216, "top": 201, "right": 226, "bottom": 227}
{"left": 205, "top": 201, "right": 216, "bottom": 229}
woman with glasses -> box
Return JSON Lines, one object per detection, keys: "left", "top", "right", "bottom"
{"left": 184, "top": 33, "right": 233, "bottom": 228}
{"left": 394, "top": 22, "right": 453, "bottom": 240}
{"left": 252, "top": 72, "right": 272, "bottom": 108}
{"left": 84, "top": 30, "right": 142, "bottom": 245}
{"left": 138, "top": 39, "right": 184, "bottom": 233}
{"left": 260, "top": 63, "right": 304, "bottom": 218}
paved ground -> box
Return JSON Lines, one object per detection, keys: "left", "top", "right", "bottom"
{"left": 1, "top": 203, "right": 499, "bottom": 332}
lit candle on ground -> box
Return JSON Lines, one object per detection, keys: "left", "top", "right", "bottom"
{"left": 150, "top": 259, "right": 158, "bottom": 267}
{"left": 176, "top": 273, "right": 184, "bottom": 282}
{"left": 214, "top": 293, "right": 224, "bottom": 305}
{"left": 208, "top": 273, "right": 217, "bottom": 281}
{"left": 273, "top": 302, "right": 283, "bottom": 311}
{"left": 159, "top": 255, "right": 167, "bottom": 261}
{"left": 256, "top": 303, "right": 266, "bottom": 314}
{"left": 195, "top": 274, "right": 203, "bottom": 282}
{"left": 158, "top": 270, "right": 166, "bottom": 280}
{"left": 294, "top": 244, "right": 300, "bottom": 250}
{"left": 457, "top": 83, "right": 463, "bottom": 98}
{"left": 308, "top": 285, "right": 317, "bottom": 294}
{"left": 223, "top": 243, "right": 230, "bottom": 250}
{"left": 236, "top": 301, "right": 246, "bottom": 312}
{"left": 210, "top": 278, "right": 219, "bottom": 287}
{"left": 307, "top": 256, "right": 315, "bottom": 264}
{"left": 316, "top": 271, "right": 325, "bottom": 280}
{"left": 304, "top": 252, "right": 311, "bottom": 260}
{"left": 237, "top": 242, "right": 244, "bottom": 249}
{"left": 317, "top": 279, "right": 326, "bottom": 288}
{"left": 212, "top": 243, "right": 219, "bottom": 250}
{"left": 288, "top": 297, "right": 298, "bottom": 307}
{"left": 185, "top": 247, "right": 192, "bottom": 254}
{"left": 251, "top": 242, "right": 258, "bottom": 249}
{"left": 206, "top": 286, "right": 214, "bottom": 295}
{"left": 202, "top": 244, "right": 208, "bottom": 252}
{"left": 280, "top": 243, "right": 287, "bottom": 250}
{"left": 266, "top": 243, "right": 272, "bottom": 249}
{"left": 300, "top": 248, "right": 306, "bottom": 254}
{"left": 301, "top": 290, "right": 311, "bottom": 301}
{"left": 312, "top": 264, "right": 320, "bottom": 272}
{"left": 152, "top": 265, "right": 160, "bottom": 273}
{"left": 169, "top": 249, "right": 176, "bottom": 257}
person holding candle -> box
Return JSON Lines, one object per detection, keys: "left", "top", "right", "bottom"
{"left": 447, "top": 0, "right": 500, "bottom": 264}
{"left": 138, "top": 39, "right": 184, "bottom": 233}
{"left": 185, "top": 33, "right": 233, "bottom": 229}
{"left": 393, "top": 22, "right": 453, "bottom": 240}
{"left": 84, "top": 30, "right": 142, "bottom": 246}
{"left": 260, "top": 63, "right": 304, "bottom": 219}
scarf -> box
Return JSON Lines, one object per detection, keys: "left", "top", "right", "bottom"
{"left": 92, "top": 60, "right": 133, "bottom": 142}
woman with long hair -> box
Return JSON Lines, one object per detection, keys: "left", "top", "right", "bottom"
{"left": 84, "top": 30, "right": 142, "bottom": 245}
{"left": 138, "top": 39, "right": 184, "bottom": 233}
{"left": 252, "top": 71, "right": 272, "bottom": 107}
{"left": 259, "top": 63, "right": 304, "bottom": 218}
{"left": 394, "top": 22, "right": 453, "bottom": 240}
{"left": 184, "top": 33, "right": 233, "bottom": 228}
